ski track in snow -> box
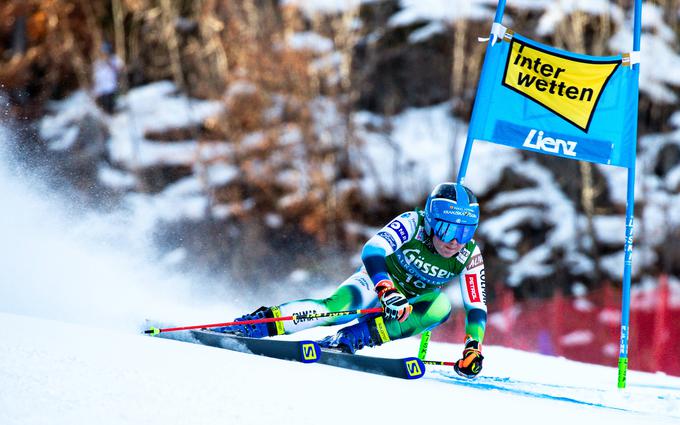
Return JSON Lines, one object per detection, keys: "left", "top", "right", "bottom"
{"left": 430, "top": 371, "right": 680, "bottom": 416}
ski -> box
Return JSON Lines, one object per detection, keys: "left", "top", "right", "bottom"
{"left": 189, "top": 329, "right": 321, "bottom": 363}
{"left": 146, "top": 321, "right": 424, "bottom": 379}
{"left": 147, "top": 322, "right": 320, "bottom": 364}
{"left": 316, "top": 348, "right": 426, "bottom": 380}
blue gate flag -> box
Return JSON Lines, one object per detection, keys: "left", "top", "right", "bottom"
{"left": 456, "top": 0, "right": 642, "bottom": 390}
{"left": 467, "top": 31, "right": 639, "bottom": 169}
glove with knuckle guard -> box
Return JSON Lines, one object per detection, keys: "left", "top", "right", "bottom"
{"left": 375, "top": 279, "right": 412, "bottom": 323}
{"left": 454, "top": 339, "right": 484, "bottom": 379}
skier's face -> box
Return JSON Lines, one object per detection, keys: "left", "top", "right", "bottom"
{"left": 433, "top": 235, "right": 465, "bottom": 258}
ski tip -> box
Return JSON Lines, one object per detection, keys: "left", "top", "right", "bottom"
{"left": 299, "top": 341, "right": 321, "bottom": 363}
{"left": 402, "top": 357, "right": 426, "bottom": 379}
{"left": 144, "top": 327, "right": 161, "bottom": 336}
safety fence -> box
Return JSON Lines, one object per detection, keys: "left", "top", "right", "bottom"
{"left": 436, "top": 274, "right": 680, "bottom": 376}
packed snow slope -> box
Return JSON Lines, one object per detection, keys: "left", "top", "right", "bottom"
{"left": 1, "top": 129, "right": 680, "bottom": 425}
{"left": 2, "top": 312, "right": 680, "bottom": 425}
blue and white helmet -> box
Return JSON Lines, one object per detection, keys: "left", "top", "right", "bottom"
{"left": 424, "top": 182, "right": 479, "bottom": 244}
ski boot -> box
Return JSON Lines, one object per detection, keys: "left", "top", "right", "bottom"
{"left": 212, "top": 306, "right": 280, "bottom": 338}
{"left": 317, "top": 317, "right": 386, "bottom": 354}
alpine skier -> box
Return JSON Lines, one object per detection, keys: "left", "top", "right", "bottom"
{"left": 218, "top": 182, "right": 487, "bottom": 378}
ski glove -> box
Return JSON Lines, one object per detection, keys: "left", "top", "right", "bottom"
{"left": 375, "top": 279, "right": 412, "bottom": 323}
{"left": 454, "top": 339, "right": 484, "bottom": 379}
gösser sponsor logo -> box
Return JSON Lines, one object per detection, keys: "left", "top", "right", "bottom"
{"left": 402, "top": 249, "right": 455, "bottom": 279}
{"left": 465, "top": 274, "right": 481, "bottom": 303}
{"left": 523, "top": 129, "right": 577, "bottom": 157}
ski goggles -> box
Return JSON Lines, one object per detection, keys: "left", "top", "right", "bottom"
{"left": 433, "top": 220, "right": 477, "bottom": 244}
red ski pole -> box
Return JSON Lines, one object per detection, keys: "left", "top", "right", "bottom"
{"left": 144, "top": 307, "right": 384, "bottom": 335}
{"left": 422, "top": 360, "right": 457, "bottom": 367}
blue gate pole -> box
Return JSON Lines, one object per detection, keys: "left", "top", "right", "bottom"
{"left": 618, "top": 0, "right": 642, "bottom": 390}
{"left": 457, "top": 0, "right": 507, "bottom": 184}
{"left": 422, "top": 0, "right": 509, "bottom": 362}
{"left": 492, "top": 0, "right": 507, "bottom": 23}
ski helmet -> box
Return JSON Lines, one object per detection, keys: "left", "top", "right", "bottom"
{"left": 424, "top": 182, "right": 479, "bottom": 244}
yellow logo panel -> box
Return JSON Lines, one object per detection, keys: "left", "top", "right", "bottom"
{"left": 405, "top": 359, "right": 422, "bottom": 377}
{"left": 302, "top": 343, "right": 318, "bottom": 361}
{"left": 503, "top": 39, "right": 619, "bottom": 132}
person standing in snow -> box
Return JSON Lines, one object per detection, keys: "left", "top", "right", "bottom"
{"left": 220, "top": 182, "right": 487, "bottom": 378}
{"left": 92, "top": 42, "right": 124, "bottom": 114}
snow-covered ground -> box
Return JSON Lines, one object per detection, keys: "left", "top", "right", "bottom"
{"left": 1, "top": 125, "right": 680, "bottom": 425}
{"left": 2, "top": 312, "right": 680, "bottom": 425}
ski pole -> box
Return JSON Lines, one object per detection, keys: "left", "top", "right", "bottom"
{"left": 422, "top": 359, "right": 456, "bottom": 367}
{"left": 418, "top": 331, "right": 431, "bottom": 360}
{"left": 144, "top": 307, "right": 384, "bottom": 335}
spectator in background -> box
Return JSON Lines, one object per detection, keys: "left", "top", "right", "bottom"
{"left": 92, "top": 42, "right": 124, "bottom": 114}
